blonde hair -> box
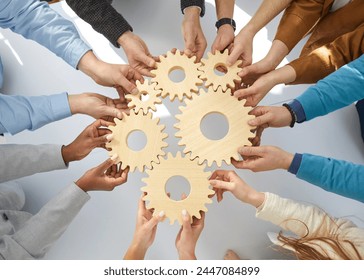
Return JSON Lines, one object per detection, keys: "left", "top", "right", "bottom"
{"left": 275, "top": 219, "right": 362, "bottom": 260}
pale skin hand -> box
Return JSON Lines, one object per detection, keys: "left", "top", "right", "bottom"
{"left": 227, "top": 27, "right": 255, "bottom": 67}
{"left": 182, "top": 6, "right": 207, "bottom": 62}
{"left": 61, "top": 119, "right": 114, "bottom": 164}
{"left": 77, "top": 51, "right": 143, "bottom": 99}
{"left": 231, "top": 146, "right": 294, "bottom": 172}
{"left": 212, "top": 0, "right": 235, "bottom": 54}
{"left": 76, "top": 157, "right": 129, "bottom": 192}
{"left": 175, "top": 210, "right": 205, "bottom": 260}
{"left": 68, "top": 93, "right": 129, "bottom": 121}
{"left": 117, "top": 31, "right": 157, "bottom": 77}
{"left": 238, "top": 40, "right": 290, "bottom": 85}
{"left": 234, "top": 65, "right": 296, "bottom": 106}
{"left": 124, "top": 195, "right": 165, "bottom": 260}
{"left": 209, "top": 170, "right": 265, "bottom": 208}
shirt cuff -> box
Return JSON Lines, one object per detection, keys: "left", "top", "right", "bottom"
{"left": 50, "top": 92, "right": 72, "bottom": 120}
{"left": 181, "top": 0, "right": 205, "bottom": 17}
{"left": 288, "top": 99, "right": 306, "bottom": 123}
{"left": 288, "top": 153, "right": 303, "bottom": 175}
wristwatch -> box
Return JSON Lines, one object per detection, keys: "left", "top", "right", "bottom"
{"left": 215, "top": 18, "right": 236, "bottom": 31}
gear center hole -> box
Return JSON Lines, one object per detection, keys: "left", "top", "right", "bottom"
{"left": 165, "top": 175, "right": 191, "bottom": 201}
{"left": 127, "top": 130, "right": 147, "bottom": 151}
{"left": 168, "top": 67, "right": 186, "bottom": 83}
{"left": 214, "top": 63, "right": 228, "bottom": 76}
{"left": 200, "top": 112, "right": 229, "bottom": 140}
{"left": 140, "top": 91, "right": 150, "bottom": 101}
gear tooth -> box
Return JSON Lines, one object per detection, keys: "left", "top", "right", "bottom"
{"left": 161, "top": 132, "right": 168, "bottom": 140}
{"left": 194, "top": 211, "right": 201, "bottom": 220}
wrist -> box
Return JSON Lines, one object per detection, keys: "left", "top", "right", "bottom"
{"left": 125, "top": 243, "right": 148, "bottom": 260}
{"left": 61, "top": 145, "right": 76, "bottom": 165}
{"left": 117, "top": 30, "right": 134, "bottom": 48}
{"left": 178, "top": 250, "right": 196, "bottom": 260}
{"left": 184, "top": 6, "right": 201, "bottom": 19}
{"left": 246, "top": 190, "right": 265, "bottom": 208}
{"left": 68, "top": 94, "right": 82, "bottom": 115}
{"left": 282, "top": 152, "right": 294, "bottom": 171}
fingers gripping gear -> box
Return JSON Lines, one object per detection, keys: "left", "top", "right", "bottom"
{"left": 126, "top": 79, "right": 162, "bottom": 114}
{"left": 175, "top": 87, "right": 256, "bottom": 167}
{"left": 199, "top": 49, "right": 242, "bottom": 92}
{"left": 106, "top": 111, "right": 168, "bottom": 172}
{"left": 141, "top": 152, "right": 214, "bottom": 225}
{"left": 151, "top": 50, "right": 203, "bottom": 101}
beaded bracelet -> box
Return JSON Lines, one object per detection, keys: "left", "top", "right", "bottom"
{"left": 282, "top": 103, "right": 297, "bottom": 128}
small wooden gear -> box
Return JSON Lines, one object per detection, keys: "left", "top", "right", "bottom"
{"left": 151, "top": 50, "right": 203, "bottom": 101}
{"left": 106, "top": 111, "right": 168, "bottom": 172}
{"left": 175, "top": 87, "right": 256, "bottom": 167}
{"left": 141, "top": 152, "right": 214, "bottom": 225}
{"left": 199, "top": 49, "right": 242, "bottom": 92}
{"left": 126, "top": 79, "right": 162, "bottom": 114}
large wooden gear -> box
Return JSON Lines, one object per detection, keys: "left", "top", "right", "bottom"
{"left": 151, "top": 50, "right": 203, "bottom": 101}
{"left": 199, "top": 49, "right": 242, "bottom": 92}
{"left": 106, "top": 111, "right": 168, "bottom": 172}
{"left": 175, "top": 87, "right": 256, "bottom": 167}
{"left": 126, "top": 79, "right": 162, "bottom": 114}
{"left": 141, "top": 152, "right": 214, "bottom": 225}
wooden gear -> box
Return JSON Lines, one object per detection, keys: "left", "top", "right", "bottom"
{"left": 151, "top": 50, "right": 203, "bottom": 101}
{"left": 106, "top": 111, "right": 168, "bottom": 172}
{"left": 126, "top": 79, "right": 162, "bottom": 114}
{"left": 175, "top": 87, "right": 256, "bottom": 166}
{"left": 199, "top": 49, "right": 242, "bottom": 92}
{"left": 141, "top": 152, "right": 214, "bottom": 225}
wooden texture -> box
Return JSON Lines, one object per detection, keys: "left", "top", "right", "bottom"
{"left": 106, "top": 111, "right": 168, "bottom": 172}
{"left": 175, "top": 87, "right": 256, "bottom": 166}
{"left": 141, "top": 152, "right": 214, "bottom": 225}
{"left": 126, "top": 79, "right": 162, "bottom": 114}
{"left": 151, "top": 50, "right": 203, "bottom": 101}
{"left": 199, "top": 49, "right": 242, "bottom": 92}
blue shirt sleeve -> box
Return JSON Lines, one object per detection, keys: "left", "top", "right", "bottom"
{"left": 295, "top": 54, "right": 364, "bottom": 121}
{"left": 296, "top": 153, "right": 364, "bottom": 203}
{"left": 0, "top": 0, "right": 91, "bottom": 69}
{"left": 0, "top": 93, "right": 71, "bottom": 135}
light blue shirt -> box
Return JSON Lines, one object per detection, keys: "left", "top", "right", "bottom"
{"left": 0, "top": 93, "right": 71, "bottom": 135}
{"left": 0, "top": 0, "right": 91, "bottom": 87}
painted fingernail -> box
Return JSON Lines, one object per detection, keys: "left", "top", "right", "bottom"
{"left": 182, "top": 209, "right": 187, "bottom": 216}
{"left": 106, "top": 134, "right": 113, "bottom": 141}
{"left": 158, "top": 211, "right": 165, "bottom": 217}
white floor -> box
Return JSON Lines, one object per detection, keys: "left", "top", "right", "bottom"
{"left": 1, "top": 0, "right": 364, "bottom": 260}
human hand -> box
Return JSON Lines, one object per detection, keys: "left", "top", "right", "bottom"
{"left": 248, "top": 105, "right": 293, "bottom": 128}
{"left": 231, "top": 146, "right": 294, "bottom": 172}
{"left": 77, "top": 51, "right": 143, "bottom": 99}
{"left": 209, "top": 170, "right": 264, "bottom": 207}
{"left": 62, "top": 119, "right": 114, "bottom": 164}
{"left": 124, "top": 195, "right": 165, "bottom": 260}
{"left": 181, "top": 7, "right": 207, "bottom": 62}
{"left": 211, "top": 24, "right": 235, "bottom": 54}
{"left": 175, "top": 210, "right": 205, "bottom": 260}
{"left": 76, "top": 156, "right": 129, "bottom": 192}
{"left": 118, "top": 31, "right": 157, "bottom": 77}
{"left": 68, "top": 93, "right": 129, "bottom": 121}
{"left": 226, "top": 27, "right": 255, "bottom": 67}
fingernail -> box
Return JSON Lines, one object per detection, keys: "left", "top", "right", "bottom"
{"left": 131, "top": 88, "right": 139, "bottom": 95}
{"left": 182, "top": 209, "right": 187, "bottom": 216}
{"left": 106, "top": 134, "right": 113, "bottom": 141}
{"left": 116, "top": 112, "right": 122, "bottom": 119}
{"left": 248, "top": 119, "right": 256, "bottom": 126}
{"left": 158, "top": 211, "right": 165, "bottom": 217}
{"left": 238, "top": 147, "right": 244, "bottom": 153}
{"left": 110, "top": 154, "right": 119, "bottom": 162}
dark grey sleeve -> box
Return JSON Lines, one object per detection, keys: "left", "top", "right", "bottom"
{"left": 66, "top": 0, "right": 132, "bottom": 47}
{"left": 181, "top": 0, "right": 205, "bottom": 16}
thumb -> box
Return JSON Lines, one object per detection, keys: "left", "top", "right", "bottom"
{"left": 117, "top": 75, "right": 138, "bottom": 95}
{"left": 226, "top": 45, "right": 242, "bottom": 66}
{"left": 102, "top": 106, "right": 123, "bottom": 119}
{"left": 248, "top": 113, "right": 272, "bottom": 127}
{"left": 181, "top": 209, "right": 192, "bottom": 230}
{"left": 138, "top": 53, "right": 156, "bottom": 68}
{"left": 145, "top": 211, "right": 165, "bottom": 231}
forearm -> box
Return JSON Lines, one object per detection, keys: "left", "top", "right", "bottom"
{"left": 3, "top": 184, "right": 90, "bottom": 259}
{"left": 0, "top": 144, "right": 67, "bottom": 183}
{"left": 0, "top": 0, "right": 90, "bottom": 69}
{"left": 215, "top": 0, "right": 234, "bottom": 19}
{"left": 244, "top": 0, "right": 292, "bottom": 35}
{"left": 123, "top": 243, "right": 147, "bottom": 260}
{"left": 0, "top": 93, "right": 71, "bottom": 135}
{"left": 294, "top": 55, "right": 364, "bottom": 122}
{"left": 66, "top": 0, "right": 132, "bottom": 47}
{"left": 295, "top": 154, "right": 364, "bottom": 203}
